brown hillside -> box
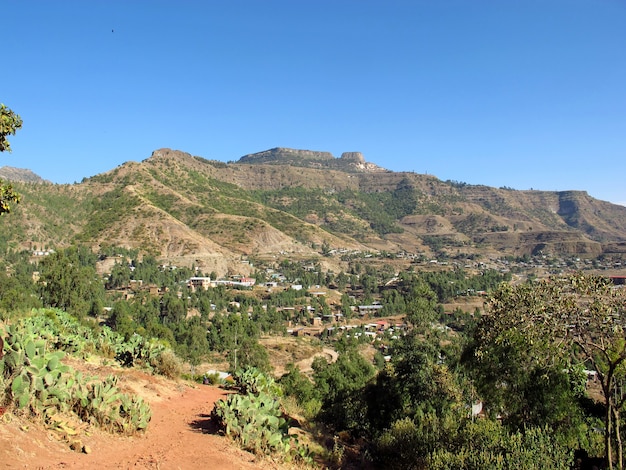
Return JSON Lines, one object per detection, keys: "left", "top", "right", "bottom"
{"left": 1, "top": 147, "right": 625, "bottom": 270}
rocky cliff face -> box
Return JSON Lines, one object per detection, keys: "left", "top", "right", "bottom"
{"left": 238, "top": 148, "right": 334, "bottom": 164}
{"left": 340, "top": 152, "right": 365, "bottom": 163}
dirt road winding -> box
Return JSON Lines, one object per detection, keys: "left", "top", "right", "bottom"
{"left": 0, "top": 371, "right": 283, "bottom": 470}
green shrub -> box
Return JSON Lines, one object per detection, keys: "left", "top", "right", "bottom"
{"left": 374, "top": 414, "right": 574, "bottom": 470}
{"left": 70, "top": 374, "right": 151, "bottom": 434}
{"left": 375, "top": 417, "right": 427, "bottom": 470}
{"left": 151, "top": 350, "right": 183, "bottom": 379}
{"left": 202, "top": 372, "right": 222, "bottom": 385}
{"left": 428, "top": 424, "right": 573, "bottom": 470}
{"left": 212, "top": 367, "right": 311, "bottom": 463}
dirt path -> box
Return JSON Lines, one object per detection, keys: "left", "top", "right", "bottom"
{"left": 0, "top": 376, "right": 283, "bottom": 470}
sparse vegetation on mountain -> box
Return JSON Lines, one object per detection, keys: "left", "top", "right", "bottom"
{"left": 1, "top": 147, "right": 625, "bottom": 266}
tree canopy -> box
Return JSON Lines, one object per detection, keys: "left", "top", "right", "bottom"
{"left": 0, "top": 103, "right": 23, "bottom": 214}
{"left": 0, "top": 104, "right": 22, "bottom": 152}
{"left": 470, "top": 273, "right": 626, "bottom": 469}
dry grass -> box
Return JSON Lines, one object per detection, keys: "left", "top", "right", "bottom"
{"left": 260, "top": 336, "right": 324, "bottom": 376}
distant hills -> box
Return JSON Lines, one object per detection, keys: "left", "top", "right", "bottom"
{"left": 0, "top": 166, "right": 49, "bottom": 184}
{"left": 1, "top": 147, "right": 625, "bottom": 275}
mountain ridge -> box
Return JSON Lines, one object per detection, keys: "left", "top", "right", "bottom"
{"left": 0, "top": 166, "right": 50, "bottom": 184}
{"left": 1, "top": 147, "right": 625, "bottom": 276}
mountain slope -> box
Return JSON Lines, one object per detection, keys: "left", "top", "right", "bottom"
{"left": 0, "top": 166, "right": 50, "bottom": 183}
{"left": 1, "top": 148, "right": 625, "bottom": 273}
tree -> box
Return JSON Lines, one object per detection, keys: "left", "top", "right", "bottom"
{"left": 402, "top": 275, "right": 439, "bottom": 329}
{"left": 108, "top": 300, "right": 136, "bottom": 340}
{"left": 279, "top": 363, "right": 321, "bottom": 418}
{"left": 228, "top": 337, "right": 271, "bottom": 373}
{"left": 38, "top": 246, "right": 105, "bottom": 318}
{"left": 107, "top": 262, "right": 131, "bottom": 289}
{"left": 0, "top": 104, "right": 22, "bottom": 152}
{"left": 392, "top": 331, "right": 465, "bottom": 417}
{"left": 335, "top": 271, "right": 349, "bottom": 291}
{"left": 312, "top": 349, "right": 376, "bottom": 432}
{"left": 557, "top": 274, "right": 626, "bottom": 470}
{"left": 160, "top": 291, "right": 186, "bottom": 324}
{"left": 174, "top": 317, "right": 209, "bottom": 372}
{"left": 471, "top": 273, "right": 626, "bottom": 469}
{"left": 0, "top": 104, "right": 23, "bottom": 214}
{"left": 0, "top": 269, "right": 42, "bottom": 314}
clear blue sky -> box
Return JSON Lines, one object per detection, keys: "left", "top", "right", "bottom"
{"left": 4, "top": 1, "right": 626, "bottom": 204}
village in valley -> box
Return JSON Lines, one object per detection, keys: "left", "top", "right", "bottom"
{"left": 87, "top": 244, "right": 626, "bottom": 375}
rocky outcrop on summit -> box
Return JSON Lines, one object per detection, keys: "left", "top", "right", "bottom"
{"left": 237, "top": 148, "right": 386, "bottom": 173}
{"left": 340, "top": 152, "right": 365, "bottom": 163}
{"left": 238, "top": 148, "right": 334, "bottom": 164}
{"left": 340, "top": 152, "right": 386, "bottom": 172}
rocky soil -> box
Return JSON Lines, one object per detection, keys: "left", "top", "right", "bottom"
{"left": 0, "top": 368, "right": 287, "bottom": 470}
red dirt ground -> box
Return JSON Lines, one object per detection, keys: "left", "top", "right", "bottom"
{"left": 0, "top": 369, "right": 287, "bottom": 470}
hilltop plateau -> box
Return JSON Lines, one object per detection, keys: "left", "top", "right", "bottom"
{"left": 1, "top": 147, "right": 625, "bottom": 274}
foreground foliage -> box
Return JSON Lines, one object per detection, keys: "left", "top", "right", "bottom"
{"left": 0, "top": 103, "right": 22, "bottom": 214}
{"left": 212, "top": 367, "right": 311, "bottom": 464}
{"left": 1, "top": 239, "right": 622, "bottom": 468}
{"left": 0, "top": 309, "right": 164, "bottom": 441}
{"left": 377, "top": 416, "right": 573, "bottom": 470}
{"left": 471, "top": 273, "right": 626, "bottom": 469}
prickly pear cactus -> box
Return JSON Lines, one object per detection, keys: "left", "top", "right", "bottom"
{"left": 0, "top": 311, "right": 152, "bottom": 437}
{"left": 212, "top": 367, "right": 310, "bottom": 462}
